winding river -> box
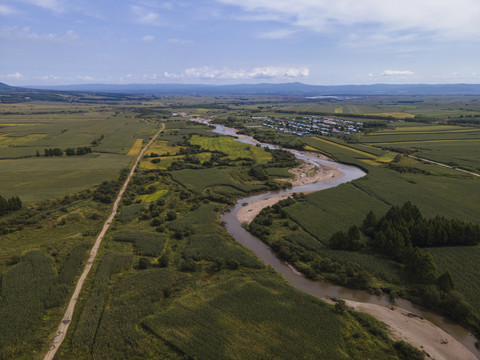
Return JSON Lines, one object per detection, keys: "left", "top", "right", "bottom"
{"left": 201, "top": 120, "right": 480, "bottom": 358}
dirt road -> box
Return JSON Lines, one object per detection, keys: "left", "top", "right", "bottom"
{"left": 43, "top": 124, "right": 164, "bottom": 360}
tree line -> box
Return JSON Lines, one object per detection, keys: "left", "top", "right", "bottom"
{"left": 40, "top": 146, "right": 93, "bottom": 157}
{"left": 330, "top": 202, "right": 480, "bottom": 283}
{"left": 0, "top": 195, "right": 22, "bottom": 216}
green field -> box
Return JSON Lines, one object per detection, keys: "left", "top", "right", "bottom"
{"left": 0, "top": 103, "right": 159, "bottom": 203}
{"left": 1, "top": 93, "right": 479, "bottom": 359}
{"left": 190, "top": 134, "right": 272, "bottom": 163}
{"left": 359, "top": 125, "right": 480, "bottom": 172}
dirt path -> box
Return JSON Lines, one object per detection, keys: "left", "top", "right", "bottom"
{"left": 43, "top": 124, "right": 164, "bottom": 360}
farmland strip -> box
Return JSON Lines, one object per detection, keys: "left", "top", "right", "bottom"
{"left": 43, "top": 124, "right": 164, "bottom": 360}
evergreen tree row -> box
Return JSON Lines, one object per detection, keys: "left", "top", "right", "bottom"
{"left": 329, "top": 201, "right": 479, "bottom": 285}
{"left": 0, "top": 195, "right": 22, "bottom": 216}
{"left": 41, "top": 146, "right": 93, "bottom": 157}
{"left": 363, "top": 201, "right": 480, "bottom": 253}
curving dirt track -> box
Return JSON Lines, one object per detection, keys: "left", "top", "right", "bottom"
{"left": 43, "top": 124, "right": 164, "bottom": 360}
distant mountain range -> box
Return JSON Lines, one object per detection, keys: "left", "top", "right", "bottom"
{"left": 4, "top": 81, "right": 480, "bottom": 96}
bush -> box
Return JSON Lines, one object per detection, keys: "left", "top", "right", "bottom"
{"left": 138, "top": 257, "right": 150, "bottom": 269}
{"left": 393, "top": 340, "right": 424, "bottom": 360}
{"left": 180, "top": 259, "right": 197, "bottom": 272}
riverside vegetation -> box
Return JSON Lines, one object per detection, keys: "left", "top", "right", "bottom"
{"left": 0, "top": 91, "right": 479, "bottom": 358}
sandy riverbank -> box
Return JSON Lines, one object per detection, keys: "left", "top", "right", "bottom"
{"left": 344, "top": 300, "right": 477, "bottom": 360}
{"left": 236, "top": 157, "right": 344, "bottom": 224}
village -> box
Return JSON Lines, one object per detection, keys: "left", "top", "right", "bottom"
{"left": 252, "top": 116, "right": 364, "bottom": 136}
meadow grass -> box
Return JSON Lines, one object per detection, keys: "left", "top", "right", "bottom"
{"left": 0, "top": 133, "right": 47, "bottom": 147}
{"left": 145, "top": 140, "right": 182, "bottom": 156}
{"left": 364, "top": 112, "right": 415, "bottom": 118}
{"left": 137, "top": 189, "right": 168, "bottom": 202}
{"left": 170, "top": 168, "right": 266, "bottom": 195}
{"left": 190, "top": 134, "right": 272, "bottom": 163}
{"left": 126, "top": 138, "right": 143, "bottom": 156}
{"left": 0, "top": 153, "right": 131, "bottom": 204}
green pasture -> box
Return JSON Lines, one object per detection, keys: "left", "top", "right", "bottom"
{"left": 0, "top": 153, "right": 131, "bottom": 204}
{"left": 170, "top": 168, "right": 266, "bottom": 195}
{"left": 137, "top": 189, "right": 168, "bottom": 203}
{"left": 189, "top": 134, "right": 272, "bottom": 163}
{"left": 428, "top": 246, "right": 480, "bottom": 311}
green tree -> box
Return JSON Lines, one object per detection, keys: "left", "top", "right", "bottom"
{"left": 6, "top": 196, "right": 22, "bottom": 212}
{"left": 329, "top": 231, "right": 348, "bottom": 250}
{"left": 138, "top": 257, "right": 150, "bottom": 269}
{"left": 437, "top": 271, "right": 454, "bottom": 295}
{"left": 0, "top": 195, "right": 7, "bottom": 215}
{"left": 347, "top": 225, "right": 362, "bottom": 250}
{"left": 334, "top": 299, "right": 347, "bottom": 314}
{"left": 408, "top": 249, "right": 437, "bottom": 284}
{"left": 361, "top": 210, "right": 377, "bottom": 236}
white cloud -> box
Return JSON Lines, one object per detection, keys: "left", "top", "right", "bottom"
{"left": 0, "top": 5, "right": 15, "bottom": 15}
{"left": 0, "top": 26, "right": 78, "bottom": 42}
{"left": 135, "top": 1, "right": 173, "bottom": 11}
{"left": 142, "top": 35, "right": 155, "bottom": 42}
{"left": 131, "top": 5, "right": 160, "bottom": 25}
{"left": 216, "top": 0, "right": 480, "bottom": 42}
{"left": 0, "top": 72, "right": 26, "bottom": 80}
{"left": 382, "top": 70, "right": 414, "bottom": 76}
{"left": 167, "top": 38, "right": 193, "bottom": 45}
{"left": 164, "top": 66, "right": 309, "bottom": 80}
{"left": 34, "top": 74, "right": 61, "bottom": 81}
{"left": 21, "top": 0, "right": 65, "bottom": 13}
{"left": 76, "top": 75, "right": 95, "bottom": 82}
{"left": 259, "top": 29, "right": 297, "bottom": 39}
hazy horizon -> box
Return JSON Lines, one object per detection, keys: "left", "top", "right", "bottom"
{"left": 1, "top": 1, "right": 480, "bottom": 86}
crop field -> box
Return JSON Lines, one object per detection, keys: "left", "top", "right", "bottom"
{"left": 304, "top": 137, "right": 479, "bottom": 222}
{"left": 126, "top": 138, "right": 143, "bottom": 156}
{"left": 0, "top": 103, "right": 159, "bottom": 203}
{"left": 0, "top": 133, "right": 47, "bottom": 147}
{"left": 428, "top": 246, "right": 480, "bottom": 311}
{"left": 69, "top": 252, "right": 132, "bottom": 352}
{"left": 0, "top": 246, "right": 89, "bottom": 359}
{"left": 285, "top": 183, "right": 390, "bottom": 244}
{"left": 0, "top": 153, "right": 131, "bottom": 203}
{"left": 360, "top": 124, "right": 480, "bottom": 172}
{"left": 310, "top": 137, "right": 378, "bottom": 159}
{"left": 275, "top": 95, "right": 480, "bottom": 120}
{"left": 59, "top": 268, "right": 188, "bottom": 360}
{"left": 364, "top": 112, "right": 415, "bottom": 118}
{"left": 143, "top": 272, "right": 397, "bottom": 360}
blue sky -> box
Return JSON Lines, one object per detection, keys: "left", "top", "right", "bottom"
{"left": 1, "top": 0, "right": 480, "bottom": 85}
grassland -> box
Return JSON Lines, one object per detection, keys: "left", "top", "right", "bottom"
{"left": 190, "top": 134, "right": 272, "bottom": 163}
{"left": 36, "top": 117, "right": 413, "bottom": 360}
{"left": 0, "top": 103, "right": 160, "bottom": 203}
{"left": 359, "top": 125, "right": 480, "bottom": 172}
{"left": 1, "top": 93, "right": 479, "bottom": 359}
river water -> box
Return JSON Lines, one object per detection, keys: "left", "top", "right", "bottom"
{"left": 201, "top": 120, "right": 480, "bottom": 357}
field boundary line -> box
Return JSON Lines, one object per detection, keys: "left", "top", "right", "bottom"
{"left": 43, "top": 123, "right": 164, "bottom": 360}
{"left": 408, "top": 155, "right": 480, "bottom": 178}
